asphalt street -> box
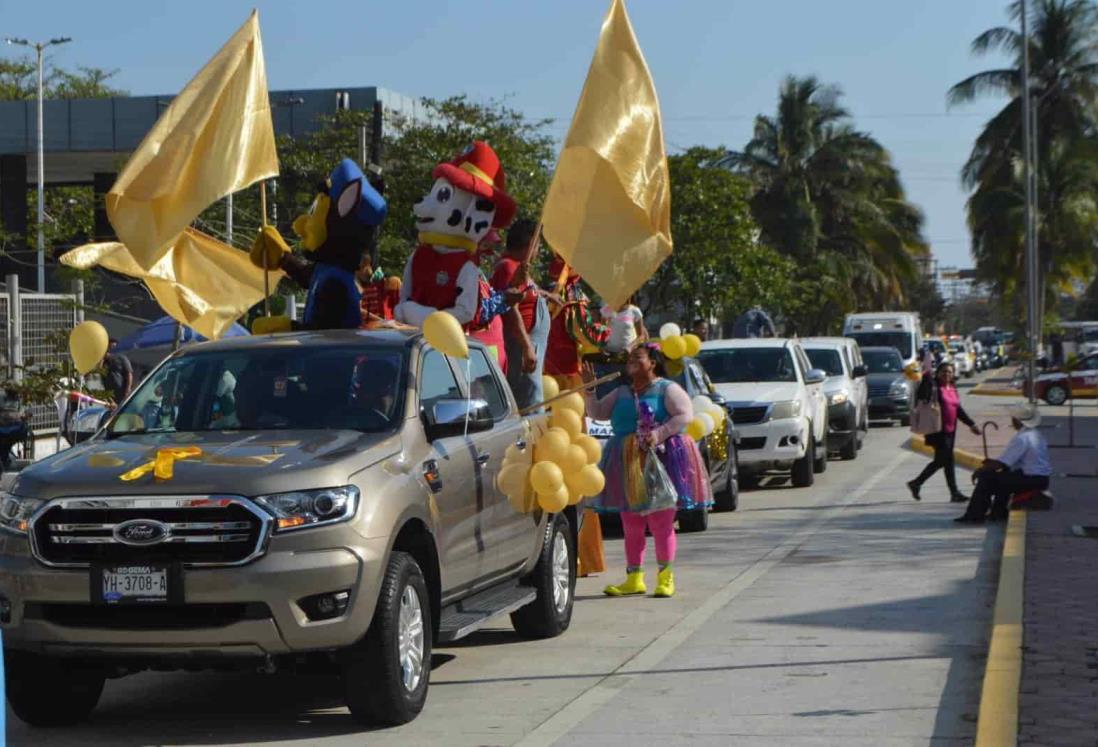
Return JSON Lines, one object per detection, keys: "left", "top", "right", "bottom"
{"left": 10, "top": 414, "right": 1004, "bottom": 746}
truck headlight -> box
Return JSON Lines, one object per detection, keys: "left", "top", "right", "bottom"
{"left": 254, "top": 486, "right": 359, "bottom": 532}
{"left": 890, "top": 380, "right": 909, "bottom": 397}
{"left": 771, "top": 400, "right": 801, "bottom": 420}
{"left": 828, "top": 390, "right": 849, "bottom": 406}
{"left": 0, "top": 492, "right": 45, "bottom": 535}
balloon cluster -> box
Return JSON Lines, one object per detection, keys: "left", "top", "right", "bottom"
{"left": 685, "top": 394, "right": 727, "bottom": 441}
{"left": 657, "top": 323, "right": 702, "bottom": 360}
{"left": 69, "top": 321, "right": 110, "bottom": 375}
{"left": 497, "top": 375, "right": 606, "bottom": 514}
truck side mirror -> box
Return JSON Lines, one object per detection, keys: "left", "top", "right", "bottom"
{"left": 852, "top": 365, "right": 868, "bottom": 378}
{"left": 425, "top": 399, "right": 493, "bottom": 440}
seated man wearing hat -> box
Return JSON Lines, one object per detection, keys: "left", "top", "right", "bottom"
{"left": 956, "top": 403, "right": 1051, "bottom": 524}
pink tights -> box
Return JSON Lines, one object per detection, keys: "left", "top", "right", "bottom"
{"left": 620, "top": 508, "right": 677, "bottom": 568}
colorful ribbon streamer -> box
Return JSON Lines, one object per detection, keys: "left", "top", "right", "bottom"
{"left": 119, "top": 446, "right": 204, "bottom": 482}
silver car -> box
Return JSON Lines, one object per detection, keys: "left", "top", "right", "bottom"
{"left": 0, "top": 329, "right": 576, "bottom": 727}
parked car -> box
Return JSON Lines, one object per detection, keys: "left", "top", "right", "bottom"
{"left": 697, "top": 339, "right": 828, "bottom": 488}
{"left": 803, "top": 337, "right": 869, "bottom": 460}
{"left": 1031, "top": 351, "right": 1098, "bottom": 405}
{"left": 0, "top": 329, "right": 577, "bottom": 728}
{"left": 948, "top": 340, "right": 976, "bottom": 378}
{"left": 861, "top": 346, "right": 915, "bottom": 426}
{"left": 586, "top": 356, "right": 739, "bottom": 529}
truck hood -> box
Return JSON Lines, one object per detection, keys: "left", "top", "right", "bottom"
{"left": 12, "top": 429, "right": 402, "bottom": 501}
{"left": 711, "top": 381, "right": 801, "bottom": 405}
{"left": 867, "top": 372, "right": 906, "bottom": 389}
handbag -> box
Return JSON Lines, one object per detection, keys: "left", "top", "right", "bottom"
{"left": 910, "top": 386, "right": 942, "bottom": 435}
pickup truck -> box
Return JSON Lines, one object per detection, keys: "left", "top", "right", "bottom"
{"left": 0, "top": 329, "right": 576, "bottom": 727}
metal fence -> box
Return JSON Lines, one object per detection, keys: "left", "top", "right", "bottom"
{"left": 2, "top": 275, "right": 79, "bottom": 433}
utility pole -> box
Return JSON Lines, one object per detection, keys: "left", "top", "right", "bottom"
{"left": 5, "top": 35, "right": 72, "bottom": 292}
{"left": 1020, "top": 0, "right": 1039, "bottom": 403}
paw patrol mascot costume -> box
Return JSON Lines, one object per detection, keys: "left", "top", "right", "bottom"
{"left": 250, "top": 159, "right": 387, "bottom": 330}
{"left": 394, "top": 142, "right": 516, "bottom": 366}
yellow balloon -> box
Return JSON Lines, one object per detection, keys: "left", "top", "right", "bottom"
{"left": 422, "top": 310, "right": 469, "bottom": 359}
{"left": 497, "top": 463, "right": 530, "bottom": 497}
{"left": 661, "top": 335, "right": 687, "bottom": 360}
{"left": 507, "top": 484, "right": 536, "bottom": 514}
{"left": 683, "top": 333, "right": 702, "bottom": 357}
{"left": 575, "top": 435, "right": 603, "bottom": 465}
{"left": 534, "top": 428, "right": 571, "bottom": 464}
{"left": 686, "top": 418, "right": 706, "bottom": 441}
{"left": 560, "top": 444, "right": 588, "bottom": 473}
{"left": 557, "top": 391, "right": 586, "bottom": 416}
{"left": 529, "top": 461, "right": 565, "bottom": 496}
{"left": 69, "top": 321, "right": 109, "bottom": 375}
{"left": 503, "top": 443, "right": 530, "bottom": 466}
{"left": 566, "top": 485, "right": 584, "bottom": 506}
{"left": 574, "top": 464, "right": 606, "bottom": 496}
{"left": 542, "top": 375, "right": 560, "bottom": 401}
{"left": 708, "top": 402, "right": 727, "bottom": 422}
{"left": 537, "top": 484, "right": 569, "bottom": 513}
{"left": 550, "top": 408, "right": 583, "bottom": 437}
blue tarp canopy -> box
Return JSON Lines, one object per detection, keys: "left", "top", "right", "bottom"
{"left": 115, "top": 316, "right": 249, "bottom": 352}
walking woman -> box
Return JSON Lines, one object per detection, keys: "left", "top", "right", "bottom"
{"left": 907, "top": 362, "right": 980, "bottom": 502}
{"left": 582, "top": 343, "right": 712, "bottom": 598}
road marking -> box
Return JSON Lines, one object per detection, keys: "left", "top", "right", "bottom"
{"left": 515, "top": 448, "right": 913, "bottom": 747}
{"left": 974, "top": 509, "right": 1026, "bottom": 747}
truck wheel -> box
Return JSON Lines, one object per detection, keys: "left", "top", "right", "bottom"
{"left": 5, "top": 650, "right": 104, "bottom": 726}
{"left": 343, "top": 551, "right": 431, "bottom": 726}
{"left": 791, "top": 437, "right": 815, "bottom": 488}
{"left": 899, "top": 415, "right": 911, "bottom": 427}
{"left": 678, "top": 507, "right": 709, "bottom": 533}
{"left": 512, "top": 513, "right": 575, "bottom": 639}
{"left": 1044, "top": 384, "right": 1069, "bottom": 406}
{"left": 839, "top": 432, "right": 858, "bottom": 460}
{"left": 714, "top": 460, "right": 739, "bottom": 512}
{"left": 813, "top": 434, "right": 828, "bottom": 474}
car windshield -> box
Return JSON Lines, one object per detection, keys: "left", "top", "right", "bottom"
{"left": 863, "top": 349, "right": 904, "bottom": 374}
{"left": 926, "top": 340, "right": 946, "bottom": 354}
{"left": 847, "top": 331, "right": 912, "bottom": 359}
{"left": 805, "top": 348, "right": 844, "bottom": 377}
{"left": 949, "top": 343, "right": 965, "bottom": 352}
{"left": 109, "top": 346, "right": 406, "bottom": 435}
{"left": 697, "top": 347, "right": 797, "bottom": 383}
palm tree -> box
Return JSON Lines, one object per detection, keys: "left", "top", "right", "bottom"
{"left": 722, "top": 76, "right": 928, "bottom": 331}
{"left": 949, "top": 0, "right": 1098, "bottom": 318}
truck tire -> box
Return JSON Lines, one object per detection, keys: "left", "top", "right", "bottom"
{"left": 678, "top": 507, "right": 709, "bottom": 533}
{"left": 791, "top": 437, "right": 815, "bottom": 488}
{"left": 343, "top": 551, "right": 431, "bottom": 726}
{"left": 511, "top": 513, "right": 575, "bottom": 639}
{"left": 813, "top": 432, "right": 828, "bottom": 474}
{"left": 5, "top": 650, "right": 104, "bottom": 726}
{"left": 714, "top": 460, "right": 739, "bottom": 512}
{"left": 1044, "top": 384, "right": 1069, "bottom": 406}
{"left": 899, "top": 415, "right": 911, "bottom": 427}
{"left": 839, "top": 432, "right": 858, "bottom": 460}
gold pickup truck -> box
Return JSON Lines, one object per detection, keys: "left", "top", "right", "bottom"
{"left": 0, "top": 329, "right": 577, "bottom": 727}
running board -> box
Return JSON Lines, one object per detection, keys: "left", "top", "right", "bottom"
{"left": 437, "top": 580, "right": 536, "bottom": 643}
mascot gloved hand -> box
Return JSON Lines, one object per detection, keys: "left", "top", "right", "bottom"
{"left": 249, "top": 158, "right": 387, "bottom": 333}
{"left": 393, "top": 141, "right": 517, "bottom": 367}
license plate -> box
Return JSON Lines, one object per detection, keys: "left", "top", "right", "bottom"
{"left": 98, "top": 564, "right": 170, "bottom": 605}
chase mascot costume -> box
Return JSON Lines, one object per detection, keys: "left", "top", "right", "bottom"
{"left": 250, "top": 159, "right": 387, "bottom": 330}
{"left": 394, "top": 142, "right": 516, "bottom": 366}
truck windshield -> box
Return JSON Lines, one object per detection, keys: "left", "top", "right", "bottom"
{"left": 847, "top": 332, "right": 912, "bottom": 359}
{"left": 863, "top": 349, "right": 904, "bottom": 374}
{"left": 697, "top": 348, "right": 797, "bottom": 383}
{"left": 805, "top": 349, "right": 843, "bottom": 376}
{"left": 109, "top": 346, "right": 406, "bottom": 435}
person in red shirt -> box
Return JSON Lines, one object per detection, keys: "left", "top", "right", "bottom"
{"left": 490, "top": 220, "right": 548, "bottom": 409}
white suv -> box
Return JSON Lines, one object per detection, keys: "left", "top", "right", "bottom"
{"left": 804, "top": 337, "right": 869, "bottom": 461}
{"left": 697, "top": 339, "right": 828, "bottom": 487}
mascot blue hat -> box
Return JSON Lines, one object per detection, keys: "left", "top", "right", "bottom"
{"left": 330, "top": 158, "right": 387, "bottom": 227}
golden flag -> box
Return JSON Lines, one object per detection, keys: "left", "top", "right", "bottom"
{"left": 107, "top": 11, "right": 278, "bottom": 270}
{"left": 61, "top": 231, "right": 282, "bottom": 341}
{"left": 541, "top": 0, "right": 672, "bottom": 310}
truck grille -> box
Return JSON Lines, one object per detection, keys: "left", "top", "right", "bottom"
{"left": 868, "top": 382, "right": 893, "bottom": 398}
{"left": 29, "top": 496, "right": 271, "bottom": 568}
{"left": 731, "top": 406, "right": 770, "bottom": 425}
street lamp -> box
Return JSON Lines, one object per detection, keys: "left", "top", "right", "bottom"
{"left": 5, "top": 35, "right": 72, "bottom": 293}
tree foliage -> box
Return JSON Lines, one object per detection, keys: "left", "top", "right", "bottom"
{"left": 0, "top": 56, "right": 126, "bottom": 100}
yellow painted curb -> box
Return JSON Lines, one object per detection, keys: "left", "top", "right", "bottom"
{"left": 974, "top": 510, "right": 1026, "bottom": 747}
{"left": 970, "top": 386, "right": 1023, "bottom": 397}
{"left": 907, "top": 435, "right": 985, "bottom": 471}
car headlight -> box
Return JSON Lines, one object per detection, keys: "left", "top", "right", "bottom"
{"left": 771, "top": 400, "right": 802, "bottom": 420}
{"left": 254, "top": 486, "right": 359, "bottom": 532}
{"left": 890, "top": 379, "right": 909, "bottom": 397}
{"left": 828, "top": 390, "right": 849, "bottom": 406}
{"left": 0, "top": 492, "right": 45, "bottom": 535}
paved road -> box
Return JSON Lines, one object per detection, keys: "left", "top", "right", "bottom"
{"left": 10, "top": 422, "right": 1003, "bottom": 746}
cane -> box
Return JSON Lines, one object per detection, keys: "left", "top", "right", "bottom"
{"left": 973, "top": 420, "right": 999, "bottom": 484}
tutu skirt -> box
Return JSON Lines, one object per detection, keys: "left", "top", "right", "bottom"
{"left": 593, "top": 433, "right": 713, "bottom": 513}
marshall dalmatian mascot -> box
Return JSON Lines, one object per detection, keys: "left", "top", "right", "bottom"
{"left": 395, "top": 142, "right": 517, "bottom": 366}
{"left": 250, "top": 159, "right": 387, "bottom": 331}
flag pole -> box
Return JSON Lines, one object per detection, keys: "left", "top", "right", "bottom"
{"left": 260, "top": 181, "right": 271, "bottom": 317}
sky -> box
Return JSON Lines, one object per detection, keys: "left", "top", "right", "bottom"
{"left": 0, "top": 0, "right": 1017, "bottom": 269}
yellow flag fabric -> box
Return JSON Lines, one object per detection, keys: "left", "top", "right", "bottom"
{"left": 541, "top": 0, "right": 672, "bottom": 310}
{"left": 60, "top": 231, "right": 283, "bottom": 340}
{"left": 107, "top": 11, "right": 278, "bottom": 270}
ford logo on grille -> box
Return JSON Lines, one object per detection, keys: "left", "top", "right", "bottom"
{"left": 113, "top": 519, "right": 171, "bottom": 546}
